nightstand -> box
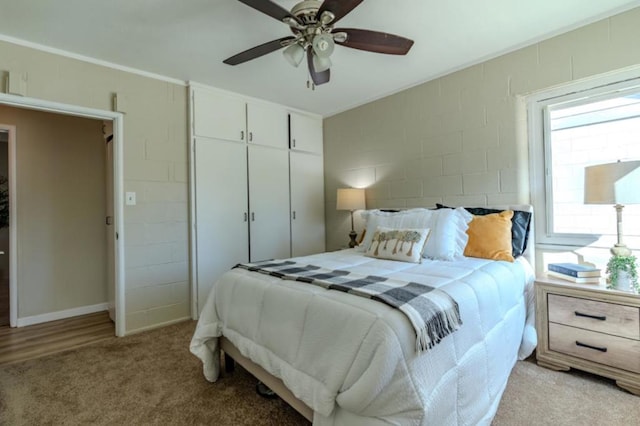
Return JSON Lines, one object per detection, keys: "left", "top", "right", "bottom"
{"left": 535, "top": 274, "right": 640, "bottom": 395}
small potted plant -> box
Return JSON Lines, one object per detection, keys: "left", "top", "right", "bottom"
{"left": 606, "top": 255, "right": 639, "bottom": 293}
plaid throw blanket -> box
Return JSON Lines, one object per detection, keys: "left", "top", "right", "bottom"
{"left": 234, "top": 260, "right": 463, "bottom": 353}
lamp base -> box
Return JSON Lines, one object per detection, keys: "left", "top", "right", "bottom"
{"left": 611, "top": 244, "right": 632, "bottom": 257}
{"left": 348, "top": 230, "right": 358, "bottom": 248}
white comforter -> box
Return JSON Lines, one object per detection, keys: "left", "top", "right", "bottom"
{"left": 190, "top": 250, "right": 536, "bottom": 425}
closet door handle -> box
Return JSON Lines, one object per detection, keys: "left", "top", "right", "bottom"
{"left": 251, "top": 212, "right": 255, "bottom": 221}
{"left": 240, "top": 130, "right": 245, "bottom": 140}
{"left": 249, "top": 132, "right": 253, "bottom": 142}
{"left": 292, "top": 138, "right": 296, "bottom": 148}
{"left": 292, "top": 211, "right": 296, "bottom": 220}
{"left": 244, "top": 212, "right": 248, "bottom": 222}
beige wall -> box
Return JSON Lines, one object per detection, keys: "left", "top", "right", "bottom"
{"left": 324, "top": 7, "right": 640, "bottom": 260}
{"left": 0, "top": 40, "right": 189, "bottom": 332}
{"left": 0, "top": 106, "right": 107, "bottom": 316}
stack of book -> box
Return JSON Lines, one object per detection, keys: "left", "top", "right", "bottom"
{"left": 547, "top": 262, "right": 601, "bottom": 283}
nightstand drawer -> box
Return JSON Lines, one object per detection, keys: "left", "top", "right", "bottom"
{"left": 548, "top": 294, "right": 640, "bottom": 340}
{"left": 549, "top": 323, "right": 640, "bottom": 374}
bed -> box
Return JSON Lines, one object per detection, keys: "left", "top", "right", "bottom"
{"left": 190, "top": 204, "right": 536, "bottom": 425}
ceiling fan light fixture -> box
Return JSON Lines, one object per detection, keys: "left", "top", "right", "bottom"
{"left": 312, "top": 33, "right": 335, "bottom": 58}
{"left": 319, "top": 10, "right": 335, "bottom": 25}
{"left": 332, "top": 32, "right": 348, "bottom": 43}
{"left": 312, "top": 54, "right": 332, "bottom": 72}
{"left": 283, "top": 42, "right": 305, "bottom": 67}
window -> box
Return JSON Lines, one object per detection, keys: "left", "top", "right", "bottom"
{"left": 529, "top": 73, "right": 640, "bottom": 249}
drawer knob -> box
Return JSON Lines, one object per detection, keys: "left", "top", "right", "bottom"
{"left": 576, "top": 341, "right": 608, "bottom": 353}
{"left": 574, "top": 311, "right": 606, "bottom": 321}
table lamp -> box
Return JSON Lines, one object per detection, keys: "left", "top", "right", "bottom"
{"left": 584, "top": 160, "right": 640, "bottom": 256}
{"left": 336, "top": 188, "right": 366, "bottom": 248}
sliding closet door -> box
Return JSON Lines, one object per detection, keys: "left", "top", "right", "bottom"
{"left": 194, "top": 138, "right": 248, "bottom": 313}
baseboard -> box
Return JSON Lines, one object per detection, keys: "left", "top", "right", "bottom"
{"left": 123, "top": 316, "right": 193, "bottom": 336}
{"left": 16, "top": 303, "right": 109, "bottom": 327}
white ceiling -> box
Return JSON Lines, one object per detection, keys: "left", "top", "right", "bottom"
{"left": 0, "top": 0, "right": 638, "bottom": 116}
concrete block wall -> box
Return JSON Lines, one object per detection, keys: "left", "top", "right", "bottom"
{"left": 323, "top": 7, "right": 640, "bottom": 253}
{"left": 0, "top": 40, "right": 189, "bottom": 333}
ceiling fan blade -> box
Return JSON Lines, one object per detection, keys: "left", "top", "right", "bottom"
{"left": 307, "top": 49, "right": 330, "bottom": 86}
{"left": 334, "top": 28, "right": 414, "bottom": 55}
{"left": 237, "top": 0, "right": 301, "bottom": 24}
{"left": 317, "top": 0, "right": 364, "bottom": 25}
{"left": 223, "top": 36, "right": 295, "bottom": 65}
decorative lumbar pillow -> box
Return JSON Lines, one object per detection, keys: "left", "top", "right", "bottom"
{"left": 358, "top": 208, "right": 434, "bottom": 252}
{"left": 436, "top": 204, "right": 532, "bottom": 258}
{"left": 463, "top": 210, "right": 515, "bottom": 262}
{"left": 365, "top": 226, "right": 430, "bottom": 263}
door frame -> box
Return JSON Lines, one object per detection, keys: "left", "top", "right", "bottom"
{"left": 0, "top": 93, "right": 126, "bottom": 337}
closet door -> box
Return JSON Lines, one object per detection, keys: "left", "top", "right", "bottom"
{"left": 290, "top": 151, "right": 325, "bottom": 256}
{"left": 248, "top": 145, "right": 291, "bottom": 262}
{"left": 194, "top": 138, "right": 249, "bottom": 313}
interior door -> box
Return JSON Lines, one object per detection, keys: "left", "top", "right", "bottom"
{"left": 247, "top": 145, "right": 290, "bottom": 261}
{"left": 195, "top": 138, "right": 249, "bottom": 313}
{"left": 104, "top": 121, "right": 115, "bottom": 322}
{"left": 0, "top": 129, "right": 8, "bottom": 326}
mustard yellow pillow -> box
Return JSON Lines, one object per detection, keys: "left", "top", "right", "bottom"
{"left": 464, "top": 210, "right": 515, "bottom": 262}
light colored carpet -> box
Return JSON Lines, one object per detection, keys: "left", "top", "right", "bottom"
{"left": 0, "top": 320, "right": 638, "bottom": 425}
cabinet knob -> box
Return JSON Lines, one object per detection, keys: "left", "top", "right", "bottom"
{"left": 249, "top": 132, "right": 253, "bottom": 142}
{"left": 244, "top": 212, "right": 248, "bottom": 222}
{"left": 292, "top": 138, "right": 296, "bottom": 147}
{"left": 292, "top": 211, "right": 296, "bottom": 220}
{"left": 240, "top": 130, "right": 245, "bottom": 140}
{"left": 251, "top": 212, "right": 255, "bottom": 221}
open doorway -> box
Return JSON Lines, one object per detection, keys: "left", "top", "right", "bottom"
{"left": 0, "top": 94, "right": 124, "bottom": 336}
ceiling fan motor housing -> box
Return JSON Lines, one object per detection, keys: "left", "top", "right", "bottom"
{"left": 290, "top": 0, "right": 322, "bottom": 25}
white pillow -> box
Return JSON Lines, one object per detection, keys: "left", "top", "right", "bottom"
{"left": 358, "top": 209, "right": 434, "bottom": 252}
{"left": 423, "top": 207, "right": 473, "bottom": 260}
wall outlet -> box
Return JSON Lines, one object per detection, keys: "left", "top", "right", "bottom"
{"left": 125, "top": 192, "right": 136, "bottom": 206}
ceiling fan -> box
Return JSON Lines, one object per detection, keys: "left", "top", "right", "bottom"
{"left": 223, "top": 0, "right": 414, "bottom": 86}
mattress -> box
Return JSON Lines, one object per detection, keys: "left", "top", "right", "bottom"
{"left": 190, "top": 249, "right": 536, "bottom": 425}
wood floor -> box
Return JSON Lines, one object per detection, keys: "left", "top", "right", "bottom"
{"left": 0, "top": 311, "right": 115, "bottom": 365}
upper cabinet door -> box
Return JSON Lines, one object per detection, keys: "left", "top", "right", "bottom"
{"left": 247, "top": 102, "right": 288, "bottom": 149}
{"left": 289, "top": 111, "right": 323, "bottom": 154}
{"left": 193, "top": 89, "right": 246, "bottom": 142}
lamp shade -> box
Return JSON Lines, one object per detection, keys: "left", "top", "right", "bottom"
{"left": 336, "top": 188, "right": 365, "bottom": 211}
{"left": 584, "top": 160, "right": 640, "bottom": 205}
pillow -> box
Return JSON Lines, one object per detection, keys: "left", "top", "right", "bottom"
{"left": 358, "top": 208, "right": 434, "bottom": 252}
{"left": 423, "top": 207, "right": 473, "bottom": 261}
{"left": 436, "top": 204, "right": 532, "bottom": 258}
{"left": 365, "top": 226, "right": 430, "bottom": 263}
{"left": 358, "top": 207, "right": 472, "bottom": 260}
{"left": 463, "top": 210, "right": 515, "bottom": 262}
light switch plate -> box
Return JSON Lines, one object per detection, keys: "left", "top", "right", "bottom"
{"left": 125, "top": 192, "right": 136, "bottom": 206}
